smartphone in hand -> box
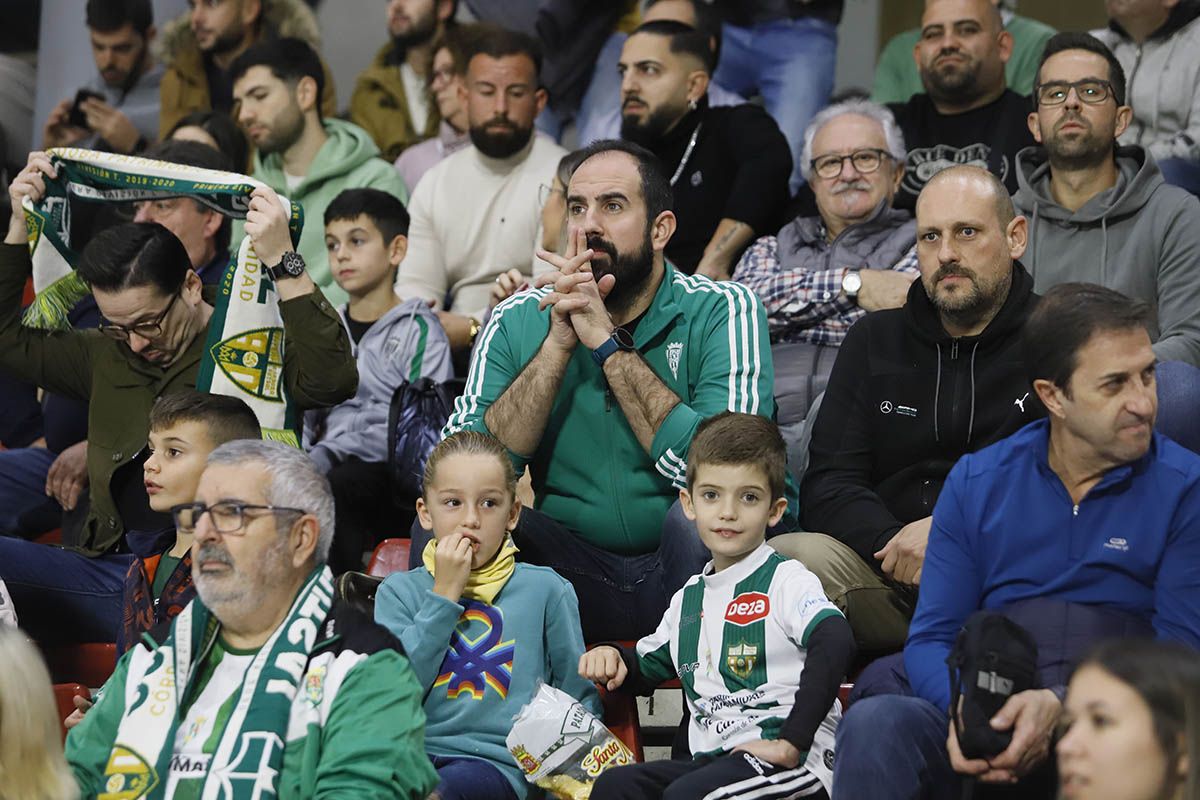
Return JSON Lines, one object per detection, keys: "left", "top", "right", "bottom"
{"left": 68, "top": 89, "right": 105, "bottom": 129}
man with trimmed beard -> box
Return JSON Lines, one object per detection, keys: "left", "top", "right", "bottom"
{"left": 65, "top": 440, "right": 438, "bottom": 799}
{"left": 1014, "top": 32, "right": 1200, "bottom": 366}
{"left": 776, "top": 166, "right": 1044, "bottom": 654}
{"left": 888, "top": 0, "right": 1036, "bottom": 209}
{"left": 156, "top": 0, "right": 336, "bottom": 139}
{"left": 396, "top": 25, "right": 566, "bottom": 354}
{"left": 616, "top": 20, "right": 792, "bottom": 280}
{"left": 232, "top": 38, "right": 408, "bottom": 308}
{"left": 350, "top": 0, "right": 456, "bottom": 162}
{"left": 442, "top": 139, "right": 787, "bottom": 641}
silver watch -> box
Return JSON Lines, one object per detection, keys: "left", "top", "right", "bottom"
{"left": 841, "top": 270, "right": 862, "bottom": 299}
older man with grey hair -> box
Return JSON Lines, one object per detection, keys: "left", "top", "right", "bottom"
{"left": 733, "top": 98, "right": 918, "bottom": 426}
{"left": 65, "top": 439, "right": 438, "bottom": 800}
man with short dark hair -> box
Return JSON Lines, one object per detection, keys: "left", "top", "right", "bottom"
{"left": 351, "top": 0, "right": 456, "bottom": 162}
{"left": 396, "top": 25, "right": 566, "bottom": 353}
{"left": 444, "top": 138, "right": 786, "bottom": 641}
{"left": 65, "top": 439, "right": 438, "bottom": 799}
{"left": 1014, "top": 31, "right": 1200, "bottom": 366}
{"left": 1093, "top": 0, "right": 1200, "bottom": 193}
{"left": 832, "top": 282, "right": 1200, "bottom": 798}
{"left": 888, "top": 0, "right": 1037, "bottom": 209}
{"left": 156, "top": 0, "right": 336, "bottom": 139}
{"left": 616, "top": 19, "right": 792, "bottom": 280}
{"left": 232, "top": 37, "right": 408, "bottom": 308}
{"left": 773, "top": 166, "right": 1043, "bottom": 653}
{"left": 42, "top": 0, "right": 162, "bottom": 155}
{"left": 0, "top": 151, "right": 356, "bottom": 644}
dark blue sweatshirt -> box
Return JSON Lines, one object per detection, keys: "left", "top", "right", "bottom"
{"left": 906, "top": 419, "right": 1200, "bottom": 710}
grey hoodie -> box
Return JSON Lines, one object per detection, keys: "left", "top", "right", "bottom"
{"left": 304, "top": 298, "right": 453, "bottom": 472}
{"left": 1013, "top": 145, "right": 1200, "bottom": 365}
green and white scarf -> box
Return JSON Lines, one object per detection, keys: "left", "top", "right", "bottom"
{"left": 99, "top": 566, "right": 335, "bottom": 800}
{"left": 22, "top": 147, "right": 303, "bottom": 444}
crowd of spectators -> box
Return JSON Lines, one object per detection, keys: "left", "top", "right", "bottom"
{"left": 1, "top": 0, "right": 1200, "bottom": 798}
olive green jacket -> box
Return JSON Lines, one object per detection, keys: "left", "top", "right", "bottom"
{"left": 0, "top": 243, "right": 358, "bottom": 555}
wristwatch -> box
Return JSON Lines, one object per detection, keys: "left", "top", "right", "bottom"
{"left": 266, "top": 251, "right": 306, "bottom": 281}
{"left": 592, "top": 327, "right": 636, "bottom": 366}
{"left": 841, "top": 269, "right": 862, "bottom": 299}
{"left": 467, "top": 316, "right": 482, "bottom": 345}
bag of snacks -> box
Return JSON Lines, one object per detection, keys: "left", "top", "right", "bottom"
{"left": 507, "top": 682, "right": 634, "bottom": 799}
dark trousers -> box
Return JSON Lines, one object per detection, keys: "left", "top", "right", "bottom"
{"left": 326, "top": 457, "right": 414, "bottom": 574}
{"left": 409, "top": 502, "right": 711, "bottom": 642}
{"left": 593, "top": 751, "right": 829, "bottom": 800}
{"left": 428, "top": 755, "right": 517, "bottom": 800}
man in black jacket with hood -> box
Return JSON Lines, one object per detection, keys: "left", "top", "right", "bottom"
{"left": 771, "top": 165, "right": 1044, "bottom": 653}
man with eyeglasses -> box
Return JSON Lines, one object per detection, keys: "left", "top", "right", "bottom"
{"left": 888, "top": 0, "right": 1037, "bottom": 210}
{"left": 1014, "top": 32, "right": 1200, "bottom": 367}
{"left": 0, "top": 150, "right": 356, "bottom": 645}
{"left": 65, "top": 439, "right": 438, "bottom": 799}
{"left": 733, "top": 99, "right": 918, "bottom": 427}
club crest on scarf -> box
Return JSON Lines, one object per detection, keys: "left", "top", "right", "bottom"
{"left": 212, "top": 328, "right": 286, "bottom": 403}
{"left": 99, "top": 746, "right": 158, "bottom": 800}
{"left": 433, "top": 600, "right": 515, "bottom": 700}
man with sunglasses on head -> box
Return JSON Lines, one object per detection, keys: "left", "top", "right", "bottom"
{"left": 0, "top": 150, "right": 356, "bottom": 646}
{"left": 1014, "top": 32, "right": 1200, "bottom": 367}
{"left": 733, "top": 99, "right": 918, "bottom": 426}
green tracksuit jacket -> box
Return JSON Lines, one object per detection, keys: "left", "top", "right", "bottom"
{"left": 446, "top": 263, "right": 791, "bottom": 555}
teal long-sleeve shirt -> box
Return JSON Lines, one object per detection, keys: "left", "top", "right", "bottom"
{"left": 375, "top": 563, "right": 601, "bottom": 799}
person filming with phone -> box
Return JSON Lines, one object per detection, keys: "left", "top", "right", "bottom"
{"left": 42, "top": 0, "right": 163, "bottom": 155}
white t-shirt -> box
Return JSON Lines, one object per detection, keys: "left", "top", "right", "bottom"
{"left": 400, "top": 63, "right": 431, "bottom": 135}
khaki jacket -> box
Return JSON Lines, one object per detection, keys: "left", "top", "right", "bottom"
{"left": 349, "top": 43, "right": 440, "bottom": 162}
{"left": 0, "top": 244, "right": 357, "bottom": 556}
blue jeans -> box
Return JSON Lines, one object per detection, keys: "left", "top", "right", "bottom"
{"left": 429, "top": 755, "right": 517, "bottom": 800}
{"left": 410, "top": 501, "right": 711, "bottom": 642}
{"left": 0, "top": 447, "right": 61, "bottom": 536}
{"left": 0, "top": 537, "right": 133, "bottom": 643}
{"left": 714, "top": 17, "right": 838, "bottom": 193}
{"left": 1158, "top": 157, "right": 1200, "bottom": 197}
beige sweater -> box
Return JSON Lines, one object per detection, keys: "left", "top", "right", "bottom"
{"left": 396, "top": 133, "right": 566, "bottom": 318}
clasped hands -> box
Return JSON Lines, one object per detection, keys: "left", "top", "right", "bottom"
{"left": 535, "top": 229, "right": 618, "bottom": 352}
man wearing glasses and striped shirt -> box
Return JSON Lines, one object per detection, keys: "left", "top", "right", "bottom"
{"left": 1013, "top": 32, "right": 1200, "bottom": 367}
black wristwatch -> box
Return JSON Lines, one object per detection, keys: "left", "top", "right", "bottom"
{"left": 592, "top": 327, "right": 636, "bottom": 366}
{"left": 266, "top": 251, "right": 306, "bottom": 281}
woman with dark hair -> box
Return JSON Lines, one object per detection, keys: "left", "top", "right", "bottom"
{"left": 168, "top": 110, "right": 249, "bottom": 173}
{"left": 1059, "top": 640, "right": 1200, "bottom": 800}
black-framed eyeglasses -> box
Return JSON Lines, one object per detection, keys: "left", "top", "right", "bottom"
{"left": 1035, "top": 79, "right": 1115, "bottom": 107}
{"left": 810, "top": 148, "right": 893, "bottom": 180}
{"left": 172, "top": 501, "right": 307, "bottom": 534}
{"left": 98, "top": 291, "right": 181, "bottom": 342}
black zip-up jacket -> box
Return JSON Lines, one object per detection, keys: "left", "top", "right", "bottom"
{"left": 800, "top": 262, "right": 1044, "bottom": 569}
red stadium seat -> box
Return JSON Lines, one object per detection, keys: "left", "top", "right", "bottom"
{"left": 43, "top": 643, "right": 117, "bottom": 688}
{"left": 599, "top": 684, "right": 645, "bottom": 762}
{"left": 367, "top": 538, "right": 411, "bottom": 577}
{"left": 34, "top": 527, "right": 62, "bottom": 545}
{"left": 53, "top": 682, "right": 91, "bottom": 742}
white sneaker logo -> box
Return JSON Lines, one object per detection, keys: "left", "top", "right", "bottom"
{"left": 1014, "top": 392, "right": 1030, "bottom": 413}
{"left": 666, "top": 342, "right": 683, "bottom": 380}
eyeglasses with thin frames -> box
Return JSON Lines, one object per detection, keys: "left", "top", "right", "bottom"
{"left": 1035, "top": 79, "right": 1115, "bottom": 107}
{"left": 809, "top": 148, "right": 893, "bottom": 180}
{"left": 172, "top": 501, "right": 307, "bottom": 535}
{"left": 538, "top": 182, "right": 563, "bottom": 206}
{"left": 97, "top": 291, "right": 181, "bottom": 342}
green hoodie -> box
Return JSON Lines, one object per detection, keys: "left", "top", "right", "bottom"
{"left": 251, "top": 118, "right": 409, "bottom": 307}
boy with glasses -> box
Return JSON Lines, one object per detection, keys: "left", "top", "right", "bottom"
{"left": 1014, "top": 32, "right": 1200, "bottom": 366}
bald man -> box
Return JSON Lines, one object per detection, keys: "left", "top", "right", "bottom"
{"left": 771, "top": 166, "right": 1045, "bottom": 653}
{"left": 887, "top": 0, "right": 1037, "bottom": 209}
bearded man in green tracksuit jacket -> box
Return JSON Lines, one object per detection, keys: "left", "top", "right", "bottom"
{"left": 443, "top": 139, "right": 793, "bottom": 642}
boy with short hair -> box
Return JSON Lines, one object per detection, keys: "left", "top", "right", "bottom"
{"left": 580, "top": 412, "right": 856, "bottom": 800}
{"left": 121, "top": 391, "right": 262, "bottom": 654}
{"left": 307, "top": 188, "right": 453, "bottom": 573}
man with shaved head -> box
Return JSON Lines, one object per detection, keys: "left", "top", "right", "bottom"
{"left": 887, "top": 0, "right": 1037, "bottom": 209}
{"left": 773, "top": 165, "right": 1043, "bottom": 653}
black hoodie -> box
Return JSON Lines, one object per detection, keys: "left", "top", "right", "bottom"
{"left": 801, "top": 262, "right": 1045, "bottom": 568}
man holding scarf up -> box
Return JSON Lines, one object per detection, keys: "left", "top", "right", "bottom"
{"left": 0, "top": 151, "right": 357, "bottom": 645}
{"left": 65, "top": 439, "right": 437, "bottom": 799}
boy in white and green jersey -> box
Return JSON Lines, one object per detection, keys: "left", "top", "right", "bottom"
{"left": 580, "top": 413, "right": 857, "bottom": 799}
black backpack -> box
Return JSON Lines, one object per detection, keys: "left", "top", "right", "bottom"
{"left": 386, "top": 376, "right": 465, "bottom": 500}
{"left": 946, "top": 610, "right": 1039, "bottom": 760}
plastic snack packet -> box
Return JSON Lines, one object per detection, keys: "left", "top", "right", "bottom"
{"left": 507, "top": 682, "right": 634, "bottom": 799}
